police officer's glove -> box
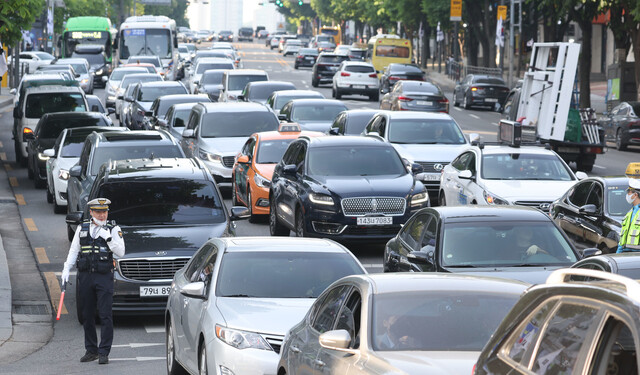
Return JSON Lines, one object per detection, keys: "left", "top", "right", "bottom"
{"left": 61, "top": 267, "right": 70, "bottom": 284}
{"left": 97, "top": 228, "right": 112, "bottom": 242}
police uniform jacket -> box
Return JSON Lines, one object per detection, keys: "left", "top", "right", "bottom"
{"left": 63, "top": 220, "right": 125, "bottom": 273}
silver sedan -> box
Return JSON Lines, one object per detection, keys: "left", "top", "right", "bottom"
{"left": 165, "top": 237, "right": 366, "bottom": 375}
{"left": 277, "top": 273, "right": 529, "bottom": 375}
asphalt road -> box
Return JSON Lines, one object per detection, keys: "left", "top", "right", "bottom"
{"left": 0, "top": 40, "right": 637, "bottom": 374}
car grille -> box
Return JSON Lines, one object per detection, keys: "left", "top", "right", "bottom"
{"left": 118, "top": 258, "right": 190, "bottom": 281}
{"left": 263, "top": 334, "right": 284, "bottom": 354}
{"left": 222, "top": 156, "right": 235, "bottom": 168}
{"left": 514, "top": 201, "right": 553, "bottom": 212}
{"left": 341, "top": 197, "right": 406, "bottom": 216}
{"left": 416, "top": 161, "right": 449, "bottom": 173}
{"left": 343, "top": 225, "right": 402, "bottom": 236}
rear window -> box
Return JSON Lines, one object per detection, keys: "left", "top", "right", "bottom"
{"left": 274, "top": 94, "right": 323, "bottom": 110}
{"left": 345, "top": 65, "right": 375, "bottom": 73}
{"left": 318, "top": 55, "right": 349, "bottom": 64}
{"left": 120, "top": 75, "right": 162, "bottom": 89}
{"left": 248, "top": 83, "right": 296, "bottom": 101}
{"left": 25, "top": 93, "right": 86, "bottom": 118}
{"left": 376, "top": 46, "right": 410, "bottom": 58}
{"left": 317, "top": 35, "right": 335, "bottom": 43}
{"left": 39, "top": 116, "right": 108, "bottom": 138}
{"left": 110, "top": 68, "right": 147, "bottom": 80}
{"left": 156, "top": 98, "right": 208, "bottom": 118}
{"left": 129, "top": 57, "right": 160, "bottom": 67}
{"left": 402, "top": 82, "right": 441, "bottom": 94}
{"left": 291, "top": 103, "right": 346, "bottom": 122}
{"left": 227, "top": 74, "right": 268, "bottom": 91}
{"left": 138, "top": 85, "right": 187, "bottom": 102}
{"left": 299, "top": 48, "right": 318, "bottom": 55}
{"left": 390, "top": 64, "right": 422, "bottom": 73}
{"left": 474, "top": 77, "right": 506, "bottom": 85}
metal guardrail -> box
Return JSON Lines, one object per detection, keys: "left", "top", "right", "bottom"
{"left": 447, "top": 61, "right": 503, "bottom": 82}
{"left": 8, "top": 62, "right": 29, "bottom": 88}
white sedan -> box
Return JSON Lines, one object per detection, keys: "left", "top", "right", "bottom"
{"left": 439, "top": 144, "right": 585, "bottom": 210}
{"left": 332, "top": 61, "right": 380, "bottom": 101}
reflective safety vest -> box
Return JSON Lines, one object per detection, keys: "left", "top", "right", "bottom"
{"left": 619, "top": 209, "right": 640, "bottom": 251}
{"left": 76, "top": 220, "right": 114, "bottom": 273}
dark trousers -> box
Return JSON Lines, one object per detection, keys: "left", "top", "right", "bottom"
{"left": 78, "top": 270, "right": 114, "bottom": 356}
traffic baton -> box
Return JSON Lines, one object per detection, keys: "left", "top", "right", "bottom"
{"left": 56, "top": 282, "right": 66, "bottom": 321}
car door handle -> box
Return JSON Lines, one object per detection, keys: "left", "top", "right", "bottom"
{"left": 315, "top": 359, "right": 325, "bottom": 367}
{"left": 290, "top": 345, "right": 301, "bottom": 353}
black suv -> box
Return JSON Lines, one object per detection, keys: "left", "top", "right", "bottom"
{"left": 238, "top": 27, "right": 254, "bottom": 41}
{"left": 66, "top": 158, "right": 248, "bottom": 316}
{"left": 311, "top": 53, "right": 349, "bottom": 87}
{"left": 25, "top": 112, "right": 114, "bottom": 188}
{"left": 474, "top": 268, "right": 640, "bottom": 375}
{"left": 269, "top": 135, "right": 428, "bottom": 242}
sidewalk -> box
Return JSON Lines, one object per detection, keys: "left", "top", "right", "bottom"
{"left": 0, "top": 94, "right": 54, "bottom": 364}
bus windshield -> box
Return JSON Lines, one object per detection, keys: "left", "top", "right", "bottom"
{"left": 121, "top": 29, "right": 172, "bottom": 59}
{"left": 63, "top": 31, "right": 109, "bottom": 58}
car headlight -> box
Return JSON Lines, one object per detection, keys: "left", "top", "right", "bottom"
{"left": 411, "top": 192, "right": 429, "bottom": 206}
{"left": 309, "top": 193, "right": 334, "bottom": 206}
{"left": 95, "top": 69, "right": 103, "bottom": 76}
{"left": 37, "top": 152, "right": 50, "bottom": 161}
{"left": 215, "top": 325, "right": 272, "bottom": 351}
{"left": 81, "top": 79, "right": 89, "bottom": 84}
{"left": 58, "top": 169, "right": 69, "bottom": 180}
{"left": 254, "top": 173, "right": 271, "bottom": 188}
{"left": 199, "top": 149, "right": 222, "bottom": 163}
{"left": 483, "top": 191, "right": 509, "bottom": 205}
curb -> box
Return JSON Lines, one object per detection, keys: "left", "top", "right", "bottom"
{"left": 0, "top": 226, "right": 12, "bottom": 344}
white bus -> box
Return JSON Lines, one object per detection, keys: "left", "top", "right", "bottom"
{"left": 116, "top": 15, "right": 178, "bottom": 81}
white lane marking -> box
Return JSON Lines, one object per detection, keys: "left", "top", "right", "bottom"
{"left": 145, "top": 325, "right": 165, "bottom": 333}
{"left": 304, "top": 84, "right": 309, "bottom": 88}
{"left": 593, "top": 165, "right": 606, "bottom": 170}
{"left": 110, "top": 357, "right": 165, "bottom": 362}
{"left": 112, "top": 343, "right": 164, "bottom": 348}
{"left": 454, "top": 107, "right": 462, "bottom": 112}
{"left": 470, "top": 114, "right": 480, "bottom": 119}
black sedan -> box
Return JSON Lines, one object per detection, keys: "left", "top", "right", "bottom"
{"left": 453, "top": 74, "right": 510, "bottom": 110}
{"left": 549, "top": 176, "right": 628, "bottom": 253}
{"left": 329, "top": 109, "right": 380, "bottom": 135}
{"left": 572, "top": 253, "right": 640, "bottom": 278}
{"left": 294, "top": 48, "right": 319, "bottom": 69}
{"left": 239, "top": 80, "right": 296, "bottom": 105}
{"left": 269, "top": 136, "right": 428, "bottom": 243}
{"left": 218, "top": 30, "right": 233, "bottom": 42}
{"left": 311, "top": 53, "right": 349, "bottom": 87}
{"left": 379, "top": 64, "right": 426, "bottom": 94}
{"left": 384, "top": 206, "right": 599, "bottom": 284}
{"left": 380, "top": 80, "right": 449, "bottom": 113}
{"left": 599, "top": 101, "right": 640, "bottom": 150}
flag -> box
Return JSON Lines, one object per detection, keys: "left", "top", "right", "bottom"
{"left": 495, "top": 18, "right": 504, "bottom": 47}
{"left": 436, "top": 22, "right": 444, "bottom": 42}
{"left": 0, "top": 51, "right": 7, "bottom": 77}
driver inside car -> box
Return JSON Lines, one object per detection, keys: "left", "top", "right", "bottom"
{"left": 514, "top": 226, "right": 550, "bottom": 258}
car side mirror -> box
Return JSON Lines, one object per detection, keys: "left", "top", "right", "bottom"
{"left": 328, "top": 128, "right": 340, "bottom": 135}
{"left": 157, "top": 118, "right": 167, "bottom": 128}
{"left": 237, "top": 155, "right": 250, "bottom": 164}
{"left": 125, "top": 96, "right": 133, "bottom": 102}
{"left": 65, "top": 211, "right": 83, "bottom": 225}
{"left": 277, "top": 114, "right": 287, "bottom": 121}
{"left": 579, "top": 204, "right": 598, "bottom": 215}
{"left": 459, "top": 170, "right": 474, "bottom": 180}
{"left": 575, "top": 171, "right": 588, "bottom": 180}
{"left": 282, "top": 164, "right": 297, "bottom": 175}
{"left": 229, "top": 206, "right": 250, "bottom": 221}
{"left": 237, "top": 94, "right": 244, "bottom": 101}
{"left": 75, "top": 73, "right": 81, "bottom": 78}
{"left": 101, "top": 76, "right": 108, "bottom": 83}
{"left": 108, "top": 107, "right": 116, "bottom": 115}
{"left": 407, "top": 251, "right": 433, "bottom": 264}
{"left": 182, "top": 129, "right": 195, "bottom": 138}
{"left": 9, "top": 88, "right": 16, "bottom": 95}
{"left": 69, "top": 165, "right": 82, "bottom": 178}
{"left": 411, "top": 163, "right": 423, "bottom": 175}
{"left": 467, "top": 133, "right": 480, "bottom": 144}
{"left": 43, "top": 149, "right": 55, "bottom": 158}
{"left": 180, "top": 281, "right": 207, "bottom": 299}
{"left": 579, "top": 248, "right": 602, "bottom": 259}
{"left": 318, "top": 330, "right": 356, "bottom": 354}
{"left": 117, "top": 94, "right": 124, "bottom": 100}
{"left": 145, "top": 111, "right": 153, "bottom": 117}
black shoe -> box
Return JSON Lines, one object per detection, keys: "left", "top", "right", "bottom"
{"left": 99, "top": 354, "right": 108, "bottom": 364}
{"left": 80, "top": 352, "right": 98, "bottom": 362}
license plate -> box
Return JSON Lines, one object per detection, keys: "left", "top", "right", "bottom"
{"left": 306, "top": 57, "right": 314, "bottom": 60}
{"left": 356, "top": 217, "right": 392, "bottom": 225}
{"left": 353, "top": 85, "right": 366, "bottom": 89}
{"left": 423, "top": 173, "right": 441, "bottom": 181}
{"left": 416, "top": 100, "right": 433, "bottom": 106}
{"left": 140, "top": 285, "right": 171, "bottom": 297}
{"left": 485, "top": 98, "right": 498, "bottom": 103}
{"left": 329, "top": 66, "right": 338, "bottom": 71}
{"left": 558, "top": 146, "right": 580, "bottom": 153}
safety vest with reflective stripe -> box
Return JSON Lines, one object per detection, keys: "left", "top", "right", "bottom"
{"left": 77, "top": 220, "right": 114, "bottom": 273}
{"left": 619, "top": 208, "right": 640, "bottom": 250}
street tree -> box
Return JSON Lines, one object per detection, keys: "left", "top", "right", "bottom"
{"left": 145, "top": 0, "right": 189, "bottom": 27}
{"left": 0, "top": 0, "right": 46, "bottom": 48}
{"left": 54, "top": 0, "right": 109, "bottom": 34}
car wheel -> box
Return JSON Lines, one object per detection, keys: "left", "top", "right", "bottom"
{"left": 167, "top": 321, "right": 187, "bottom": 375}
{"left": 295, "top": 207, "right": 306, "bottom": 237}
{"left": 269, "top": 198, "right": 289, "bottom": 236}
{"left": 463, "top": 94, "right": 471, "bottom": 110}
{"left": 14, "top": 139, "right": 25, "bottom": 166}
{"left": 439, "top": 191, "right": 446, "bottom": 206}
{"left": 199, "top": 343, "right": 208, "bottom": 375}
{"left": 294, "top": 63, "right": 298, "bottom": 69}
{"left": 247, "top": 190, "right": 258, "bottom": 223}
{"left": 311, "top": 77, "right": 318, "bottom": 87}
{"left": 46, "top": 187, "right": 53, "bottom": 203}
{"left": 616, "top": 129, "right": 628, "bottom": 151}
{"left": 335, "top": 87, "right": 342, "bottom": 99}
{"left": 453, "top": 92, "right": 459, "bottom": 107}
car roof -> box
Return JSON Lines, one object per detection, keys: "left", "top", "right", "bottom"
{"left": 385, "top": 111, "right": 452, "bottom": 120}
{"left": 225, "top": 69, "right": 267, "bottom": 76}
{"left": 289, "top": 98, "right": 345, "bottom": 107}
{"left": 22, "top": 73, "right": 68, "bottom": 82}
{"left": 156, "top": 94, "right": 208, "bottom": 102}
{"left": 197, "top": 102, "right": 272, "bottom": 113}
{"left": 475, "top": 144, "right": 562, "bottom": 156}
{"left": 307, "top": 135, "right": 387, "bottom": 148}
{"left": 341, "top": 273, "right": 529, "bottom": 295}
{"left": 121, "top": 73, "right": 161, "bottom": 80}
{"left": 94, "top": 130, "right": 176, "bottom": 146}
{"left": 24, "top": 85, "right": 84, "bottom": 94}
{"left": 42, "top": 112, "right": 107, "bottom": 120}
{"left": 128, "top": 55, "right": 160, "bottom": 60}
{"left": 138, "top": 81, "right": 185, "bottom": 88}
{"left": 105, "top": 158, "right": 207, "bottom": 180}
{"left": 428, "top": 205, "right": 554, "bottom": 223}
{"left": 55, "top": 58, "right": 88, "bottom": 64}
{"left": 247, "top": 81, "right": 295, "bottom": 88}
{"left": 342, "top": 61, "right": 374, "bottom": 67}
{"left": 197, "top": 57, "right": 233, "bottom": 64}
{"left": 168, "top": 103, "right": 203, "bottom": 111}
{"left": 343, "top": 109, "right": 381, "bottom": 117}
{"left": 120, "top": 63, "right": 155, "bottom": 68}
{"left": 67, "top": 126, "right": 124, "bottom": 137}
{"left": 274, "top": 90, "right": 323, "bottom": 97}
{"left": 220, "top": 237, "right": 351, "bottom": 253}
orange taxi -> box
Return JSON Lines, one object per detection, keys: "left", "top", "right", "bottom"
{"left": 232, "top": 123, "right": 324, "bottom": 221}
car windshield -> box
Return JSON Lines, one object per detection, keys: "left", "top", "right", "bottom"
{"left": 291, "top": 104, "right": 345, "bottom": 122}
{"left": 39, "top": 117, "right": 108, "bottom": 138}
{"left": 300, "top": 48, "right": 318, "bottom": 55}
{"left": 481, "top": 153, "right": 573, "bottom": 180}
{"left": 110, "top": 68, "right": 147, "bottom": 81}
{"left": 138, "top": 86, "right": 187, "bottom": 102}
{"left": 71, "top": 53, "right": 104, "bottom": 65}
{"left": 25, "top": 93, "right": 86, "bottom": 118}
{"left": 119, "top": 75, "right": 162, "bottom": 89}
{"left": 256, "top": 139, "right": 295, "bottom": 163}
{"left": 228, "top": 75, "right": 268, "bottom": 91}
{"left": 308, "top": 146, "right": 406, "bottom": 176}
{"left": 185, "top": 44, "right": 196, "bottom": 53}
{"left": 607, "top": 185, "right": 628, "bottom": 217}
{"left": 99, "top": 180, "right": 225, "bottom": 225}
{"left": 248, "top": 84, "right": 295, "bottom": 101}
{"left": 156, "top": 98, "right": 207, "bottom": 118}
{"left": 34, "top": 52, "right": 54, "bottom": 60}
{"left": 171, "top": 109, "right": 192, "bottom": 129}
{"left": 388, "top": 119, "right": 466, "bottom": 144}
{"left": 216, "top": 252, "right": 363, "bottom": 298}
{"left": 201, "top": 71, "right": 224, "bottom": 84}
{"left": 474, "top": 77, "right": 505, "bottom": 85}
{"left": 90, "top": 145, "right": 183, "bottom": 175}
{"left": 274, "top": 94, "right": 322, "bottom": 110}
{"left": 200, "top": 112, "right": 278, "bottom": 137}
{"left": 345, "top": 113, "right": 376, "bottom": 135}
{"left": 178, "top": 47, "right": 188, "bottom": 53}
{"left": 372, "top": 291, "right": 520, "bottom": 351}
{"left": 441, "top": 221, "right": 577, "bottom": 267}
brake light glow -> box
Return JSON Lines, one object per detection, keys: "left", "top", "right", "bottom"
{"left": 389, "top": 76, "right": 401, "bottom": 81}
{"left": 23, "top": 128, "right": 33, "bottom": 135}
{"left": 369, "top": 73, "right": 378, "bottom": 78}
{"left": 340, "top": 72, "right": 350, "bottom": 77}
{"left": 398, "top": 96, "right": 413, "bottom": 101}
{"left": 471, "top": 87, "right": 478, "bottom": 91}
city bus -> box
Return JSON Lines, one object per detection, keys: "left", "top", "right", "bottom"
{"left": 116, "top": 15, "right": 178, "bottom": 81}
{"left": 61, "top": 16, "right": 114, "bottom": 62}
{"left": 318, "top": 25, "right": 341, "bottom": 46}
{"left": 367, "top": 34, "right": 413, "bottom": 74}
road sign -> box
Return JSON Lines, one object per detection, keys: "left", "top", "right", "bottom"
{"left": 450, "top": 0, "right": 462, "bottom": 21}
{"left": 497, "top": 5, "right": 507, "bottom": 20}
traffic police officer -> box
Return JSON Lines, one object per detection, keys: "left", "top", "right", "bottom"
{"left": 61, "top": 198, "right": 125, "bottom": 364}
{"left": 617, "top": 178, "right": 640, "bottom": 253}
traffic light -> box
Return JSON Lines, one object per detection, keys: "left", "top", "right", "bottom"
{"left": 298, "top": 0, "right": 303, "bottom": 4}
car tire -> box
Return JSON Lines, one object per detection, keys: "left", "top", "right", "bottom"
{"left": 295, "top": 207, "right": 306, "bottom": 237}
{"left": 369, "top": 92, "right": 379, "bottom": 101}
{"left": 269, "top": 198, "right": 289, "bottom": 236}
{"left": 167, "top": 321, "right": 188, "bottom": 375}
{"left": 463, "top": 94, "right": 471, "bottom": 110}
{"left": 199, "top": 343, "right": 208, "bottom": 375}
{"left": 453, "top": 92, "right": 459, "bottom": 107}
{"left": 247, "top": 190, "right": 258, "bottom": 223}
{"left": 15, "top": 139, "right": 25, "bottom": 166}
{"left": 335, "top": 87, "right": 342, "bottom": 99}
{"left": 439, "top": 191, "right": 446, "bottom": 206}
{"left": 54, "top": 199, "right": 65, "bottom": 214}
{"left": 294, "top": 63, "right": 298, "bottom": 69}
{"left": 576, "top": 159, "right": 594, "bottom": 173}
{"left": 27, "top": 156, "right": 34, "bottom": 180}
{"left": 311, "top": 77, "right": 319, "bottom": 87}
{"left": 616, "top": 129, "right": 628, "bottom": 151}
{"left": 46, "top": 187, "right": 53, "bottom": 204}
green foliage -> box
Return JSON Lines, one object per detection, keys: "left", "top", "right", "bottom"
{"left": 145, "top": 0, "right": 189, "bottom": 27}
{"left": 54, "top": 0, "right": 109, "bottom": 35}
{"left": 422, "top": 0, "right": 450, "bottom": 31}
{"left": 0, "top": 0, "right": 47, "bottom": 47}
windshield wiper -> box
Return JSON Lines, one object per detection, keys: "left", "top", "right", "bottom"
{"left": 511, "top": 263, "right": 549, "bottom": 267}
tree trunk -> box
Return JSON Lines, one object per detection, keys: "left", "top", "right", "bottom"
{"left": 631, "top": 29, "right": 640, "bottom": 101}
{"left": 422, "top": 23, "right": 430, "bottom": 69}
{"left": 482, "top": 0, "right": 496, "bottom": 67}
{"left": 468, "top": 30, "right": 479, "bottom": 66}
{"left": 578, "top": 19, "right": 592, "bottom": 108}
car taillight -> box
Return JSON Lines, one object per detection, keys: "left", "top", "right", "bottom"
{"left": 398, "top": 96, "right": 413, "bottom": 101}
{"left": 471, "top": 87, "right": 478, "bottom": 91}
{"left": 585, "top": 146, "right": 603, "bottom": 154}
{"left": 340, "top": 72, "right": 350, "bottom": 77}
{"left": 438, "top": 98, "right": 449, "bottom": 103}
{"left": 389, "top": 75, "right": 401, "bottom": 81}
{"left": 369, "top": 73, "right": 378, "bottom": 78}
